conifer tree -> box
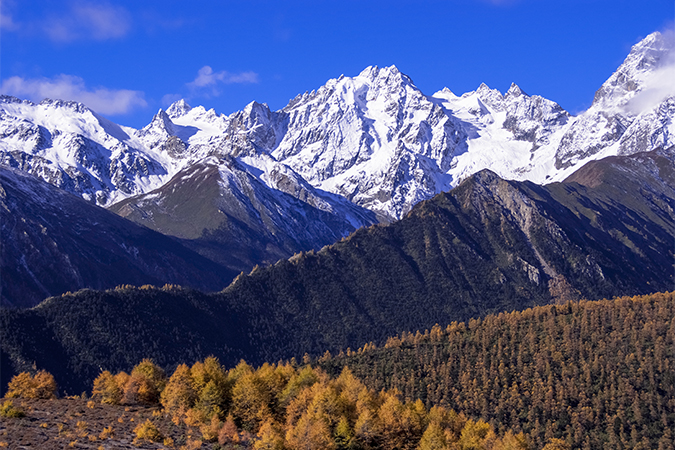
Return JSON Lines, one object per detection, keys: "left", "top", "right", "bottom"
{"left": 254, "top": 419, "right": 284, "bottom": 450}
{"left": 92, "top": 370, "right": 122, "bottom": 404}
{"left": 160, "top": 363, "right": 197, "bottom": 417}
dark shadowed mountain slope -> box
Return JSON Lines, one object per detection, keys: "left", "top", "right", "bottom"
{"left": 1, "top": 150, "right": 673, "bottom": 394}
{"left": 0, "top": 166, "right": 237, "bottom": 307}
{"left": 109, "top": 155, "right": 376, "bottom": 274}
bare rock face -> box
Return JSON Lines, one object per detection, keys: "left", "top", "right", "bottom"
{"left": 110, "top": 155, "right": 377, "bottom": 272}
{"left": 501, "top": 83, "right": 570, "bottom": 150}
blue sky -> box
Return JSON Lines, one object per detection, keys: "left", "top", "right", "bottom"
{"left": 1, "top": 0, "right": 673, "bottom": 128}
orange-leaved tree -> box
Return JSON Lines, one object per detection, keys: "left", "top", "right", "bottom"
{"left": 6, "top": 370, "right": 57, "bottom": 399}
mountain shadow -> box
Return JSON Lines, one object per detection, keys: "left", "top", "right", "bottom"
{"left": 0, "top": 166, "right": 238, "bottom": 308}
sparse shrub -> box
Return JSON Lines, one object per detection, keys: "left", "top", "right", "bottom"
{"left": 76, "top": 420, "right": 88, "bottom": 438}
{"left": 31, "top": 370, "right": 58, "bottom": 399}
{"left": 5, "top": 373, "right": 33, "bottom": 399}
{"left": 114, "top": 371, "right": 130, "bottom": 390}
{"left": 134, "top": 419, "right": 163, "bottom": 443}
{"left": 0, "top": 400, "right": 25, "bottom": 418}
{"left": 99, "top": 426, "right": 114, "bottom": 439}
{"left": 5, "top": 370, "right": 57, "bottom": 399}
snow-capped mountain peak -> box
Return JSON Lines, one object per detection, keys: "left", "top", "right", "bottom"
{"left": 592, "top": 31, "right": 673, "bottom": 110}
{"left": 1, "top": 32, "right": 673, "bottom": 222}
{"left": 505, "top": 83, "right": 526, "bottom": 98}
{"left": 166, "top": 99, "right": 192, "bottom": 119}
{"left": 554, "top": 31, "right": 674, "bottom": 172}
{"left": 137, "top": 109, "right": 178, "bottom": 150}
{"left": 357, "top": 64, "right": 413, "bottom": 86}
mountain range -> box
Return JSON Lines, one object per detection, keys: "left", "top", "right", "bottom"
{"left": 2, "top": 144, "right": 673, "bottom": 393}
{"left": 2, "top": 32, "right": 673, "bottom": 307}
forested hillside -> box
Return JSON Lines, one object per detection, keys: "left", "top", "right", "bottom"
{"left": 2, "top": 152, "right": 674, "bottom": 396}
{"left": 4, "top": 292, "right": 673, "bottom": 449}
{"left": 320, "top": 291, "right": 675, "bottom": 450}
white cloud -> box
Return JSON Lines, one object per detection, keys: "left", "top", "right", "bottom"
{"left": 625, "top": 29, "right": 675, "bottom": 114}
{"left": 187, "top": 66, "right": 259, "bottom": 94}
{"left": 0, "top": 74, "right": 147, "bottom": 115}
{"left": 44, "top": 2, "right": 132, "bottom": 42}
{"left": 625, "top": 65, "right": 675, "bottom": 114}
{"left": 0, "top": 12, "right": 20, "bottom": 31}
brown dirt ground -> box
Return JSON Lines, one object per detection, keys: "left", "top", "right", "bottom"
{"left": 0, "top": 398, "right": 223, "bottom": 449}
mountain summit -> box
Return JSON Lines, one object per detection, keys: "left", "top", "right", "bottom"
{"left": 1, "top": 33, "right": 673, "bottom": 222}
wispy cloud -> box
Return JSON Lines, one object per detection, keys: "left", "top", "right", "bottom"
{"left": 161, "top": 66, "right": 259, "bottom": 106}
{"left": 0, "top": 75, "right": 147, "bottom": 115}
{"left": 625, "top": 29, "right": 675, "bottom": 114}
{"left": 0, "top": 12, "right": 20, "bottom": 32}
{"left": 188, "top": 66, "right": 259, "bottom": 89}
{"left": 161, "top": 93, "right": 183, "bottom": 107}
{"left": 43, "top": 2, "right": 132, "bottom": 42}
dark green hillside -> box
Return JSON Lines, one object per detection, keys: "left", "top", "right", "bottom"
{"left": 0, "top": 167, "right": 238, "bottom": 308}
{"left": 319, "top": 291, "right": 675, "bottom": 450}
{"left": 0, "top": 286, "right": 246, "bottom": 396}
{"left": 2, "top": 151, "right": 674, "bottom": 396}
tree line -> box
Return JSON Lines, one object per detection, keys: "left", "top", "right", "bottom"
{"left": 5, "top": 357, "right": 547, "bottom": 450}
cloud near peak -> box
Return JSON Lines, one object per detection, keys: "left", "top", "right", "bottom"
{"left": 0, "top": 12, "right": 20, "bottom": 32}
{"left": 188, "top": 66, "right": 259, "bottom": 91}
{"left": 625, "top": 29, "right": 675, "bottom": 114}
{"left": 1, "top": 74, "right": 147, "bottom": 115}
